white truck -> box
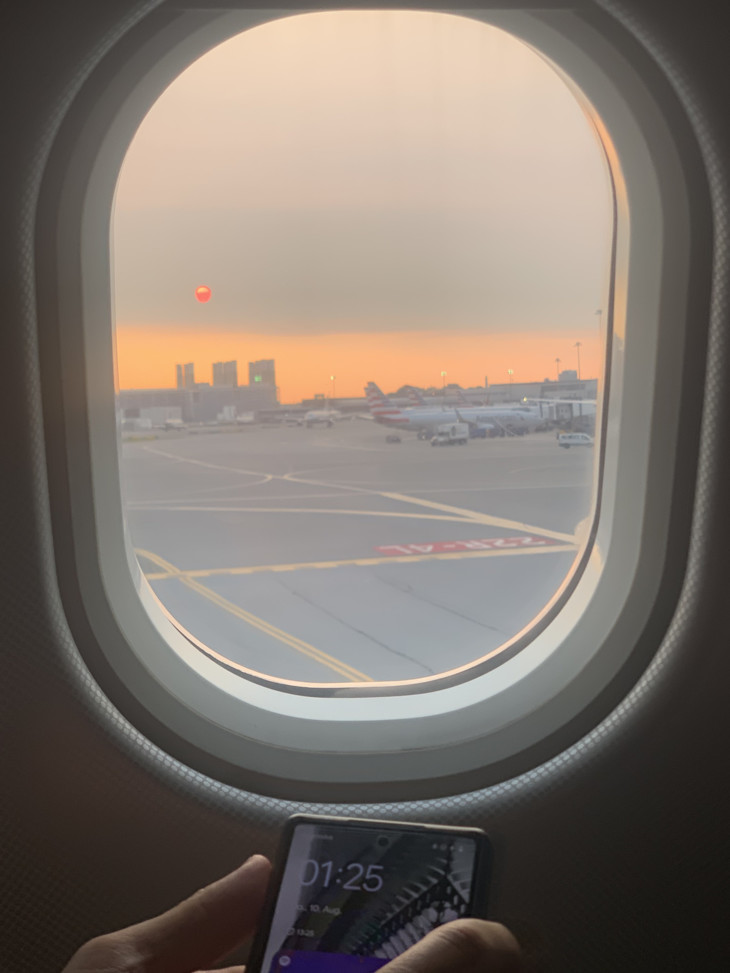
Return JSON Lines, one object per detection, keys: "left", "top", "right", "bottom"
{"left": 431, "top": 422, "right": 469, "bottom": 446}
{"left": 557, "top": 431, "right": 594, "bottom": 448}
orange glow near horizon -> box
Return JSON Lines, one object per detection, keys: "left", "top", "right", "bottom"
{"left": 115, "top": 326, "right": 602, "bottom": 402}
{"left": 113, "top": 13, "right": 611, "bottom": 406}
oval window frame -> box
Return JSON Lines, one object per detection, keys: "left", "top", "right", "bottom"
{"left": 40, "top": 5, "right": 709, "bottom": 800}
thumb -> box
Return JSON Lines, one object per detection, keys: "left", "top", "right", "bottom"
{"left": 122, "top": 854, "right": 271, "bottom": 973}
{"left": 381, "top": 919, "right": 523, "bottom": 973}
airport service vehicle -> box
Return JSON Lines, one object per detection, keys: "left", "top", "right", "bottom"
{"left": 431, "top": 422, "right": 469, "bottom": 445}
{"left": 557, "top": 432, "right": 594, "bottom": 448}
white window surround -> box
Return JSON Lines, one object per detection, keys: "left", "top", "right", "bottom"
{"left": 49, "top": 6, "right": 702, "bottom": 794}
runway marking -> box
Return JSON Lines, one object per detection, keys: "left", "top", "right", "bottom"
{"left": 375, "top": 536, "right": 558, "bottom": 555}
{"left": 379, "top": 492, "right": 576, "bottom": 543}
{"left": 383, "top": 482, "right": 592, "bottom": 495}
{"left": 174, "top": 475, "right": 275, "bottom": 496}
{"left": 137, "top": 548, "right": 371, "bottom": 682}
{"left": 311, "top": 440, "right": 392, "bottom": 453}
{"left": 279, "top": 473, "right": 577, "bottom": 541}
{"left": 139, "top": 444, "right": 579, "bottom": 542}
{"left": 127, "top": 482, "right": 592, "bottom": 506}
{"left": 142, "top": 445, "right": 275, "bottom": 483}
{"left": 128, "top": 505, "right": 479, "bottom": 522}
{"left": 140, "top": 542, "right": 577, "bottom": 581}
{"left": 125, "top": 502, "right": 579, "bottom": 543}
{"left": 281, "top": 468, "right": 375, "bottom": 494}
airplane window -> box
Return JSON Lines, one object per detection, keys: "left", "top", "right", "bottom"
{"left": 112, "top": 10, "right": 612, "bottom": 690}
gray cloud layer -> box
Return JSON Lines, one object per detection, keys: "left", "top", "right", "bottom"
{"left": 113, "top": 11, "right": 612, "bottom": 336}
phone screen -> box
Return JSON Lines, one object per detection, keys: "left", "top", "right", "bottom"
{"left": 249, "top": 816, "right": 490, "bottom": 973}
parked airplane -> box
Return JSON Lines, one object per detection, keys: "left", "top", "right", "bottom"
{"left": 456, "top": 388, "right": 489, "bottom": 407}
{"left": 365, "top": 382, "right": 529, "bottom": 435}
{"left": 303, "top": 408, "right": 341, "bottom": 427}
{"left": 404, "top": 385, "right": 427, "bottom": 406}
{"left": 407, "top": 386, "right": 488, "bottom": 408}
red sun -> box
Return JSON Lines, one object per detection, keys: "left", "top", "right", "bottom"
{"left": 194, "top": 285, "right": 212, "bottom": 303}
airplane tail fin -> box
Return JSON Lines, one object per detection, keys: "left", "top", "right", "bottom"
{"left": 365, "top": 382, "right": 408, "bottom": 424}
{"left": 405, "top": 386, "right": 426, "bottom": 406}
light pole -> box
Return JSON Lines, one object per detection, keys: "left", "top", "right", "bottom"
{"left": 330, "top": 374, "right": 336, "bottom": 405}
{"left": 507, "top": 368, "right": 514, "bottom": 386}
{"left": 574, "top": 342, "right": 582, "bottom": 380}
{"left": 440, "top": 370, "right": 447, "bottom": 405}
{"left": 555, "top": 357, "right": 561, "bottom": 382}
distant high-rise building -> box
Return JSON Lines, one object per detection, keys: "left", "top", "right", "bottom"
{"left": 212, "top": 360, "right": 238, "bottom": 387}
{"left": 176, "top": 362, "right": 195, "bottom": 388}
{"left": 248, "top": 359, "right": 276, "bottom": 390}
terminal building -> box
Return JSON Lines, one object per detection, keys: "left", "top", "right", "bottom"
{"left": 477, "top": 373, "right": 599, "bottom": 405}
{"left": 390, "top": 374, "right": 598, "bottom": 408}
{"left": 119, "top": 359, "right": 277, "bottom": 425}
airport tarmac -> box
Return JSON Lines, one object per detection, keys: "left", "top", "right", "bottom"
{"left": 121, "top": 421, "right": 596, "bottom": 684}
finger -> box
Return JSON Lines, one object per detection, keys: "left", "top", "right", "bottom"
{"left": 122, "top": 854, "right": 271, "bottom": 973}
{"left": 196, "top": 967, "right": 245, "bottom": 973}
{"left": 380, "top": 919, "right": 524, "bottom": 973}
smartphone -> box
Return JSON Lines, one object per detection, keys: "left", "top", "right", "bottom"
{"left": 246, "top": 813, "right": 492, "bottom": 973}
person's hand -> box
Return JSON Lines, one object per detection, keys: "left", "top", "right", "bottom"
{"left": 61, "top": 855, "right": 523, "bottom": 972}
{"left": 62, "top": 855, "right": 273, "bottom": 973}
{"left": 379, "top": 920, "right": 523, "bottom": 972}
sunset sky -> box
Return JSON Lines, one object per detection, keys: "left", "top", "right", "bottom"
{"left": 113, "top": 10, "right": 611, "bottom": 402}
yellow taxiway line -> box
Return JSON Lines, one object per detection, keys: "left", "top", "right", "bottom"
{"left": 379, "top": 492, "right": 576, "bottom": 544}
{"left": 129, "top": 500, "right": 575, "bottom": 543}
{"left": 140, "top": 541, "right": 577, "bottom": 581}
{"left": 128, "top": 505, "right": 476, "bottom": 523}
{"left": 142, "top": 444, "right": 577, "bottom": 543}
{"left": 137, "top": 548, "right": 371, "bottom": 682}
{"left": 135, "top": 442, "right": 582, "bottom": 680}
